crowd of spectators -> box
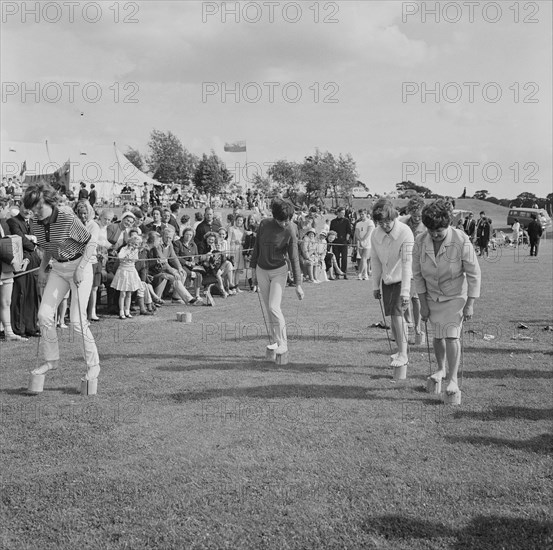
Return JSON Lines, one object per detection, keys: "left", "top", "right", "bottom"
{"left": 0, "top": 184, "right": 380, "bottom": 340}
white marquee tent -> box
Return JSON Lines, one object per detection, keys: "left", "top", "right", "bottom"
{"left": 1, "top": 140, "right": 158, "bottom": 201}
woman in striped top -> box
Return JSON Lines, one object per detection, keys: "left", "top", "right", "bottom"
{"left": 23, "top": 183, "right": 101, "bottom": 390}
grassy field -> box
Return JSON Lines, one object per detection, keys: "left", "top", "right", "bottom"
{"left": 1, "top": 238, "right": 552, "bottom": 549}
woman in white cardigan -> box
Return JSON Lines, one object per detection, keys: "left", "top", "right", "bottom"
{"left": 413, "top": 199, "right": 481, "bottom": 396}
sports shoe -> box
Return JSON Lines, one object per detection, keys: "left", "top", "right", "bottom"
{"left": 275, "top": 344, "right": 288, "bottom": 355}
{"left": 357, "top": 274, "right": 363, "bottom": 280}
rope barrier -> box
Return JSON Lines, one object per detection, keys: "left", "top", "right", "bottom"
{"left": 5, "top": 240, "right": 358, "bottom": 280}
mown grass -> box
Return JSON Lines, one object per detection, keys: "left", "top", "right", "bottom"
{"left": 1, "top": 240, "right": 552, "bottom": 550}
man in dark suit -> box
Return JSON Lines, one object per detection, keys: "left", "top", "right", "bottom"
{"left": 463, "top": 212, "right": 476, "bottom": 243}
{"left": 329, "top": 207, "right": 352, "bottom": 278}
{"left": 527, "top": 213, "right": 543, "bottom": 257}
{"left": 89, "top": 184, "right": 98, "bottom": 207}
{"left": 476, "top": 211, "right": 490, "bottom": 257}
{"left": 7, "top": 208, "right": 41, "bottom": 336}
{"left": 194, "top": 207, "right": 221, "bottom": 252}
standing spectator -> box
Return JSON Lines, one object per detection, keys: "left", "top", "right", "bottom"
{"left": 141, "top": 183, "right": 149, "bottom": 206}
{"left": 23, "top": 182, "right": 100, "bottom": 386}
{"left": 476, "top": 211, "right": 490, "bottom": 257}
{"left": 527, "top": 213, "right": 543, "bottom": 257}
{"left": 74, "top": 201, "right": 101, "bottom": 322}
{"left": 194, "top": 207, "right": 222, "bottom": 250}
{"left": 511, "top": 218, "right": 520, "bottom": 248}
{"left": 228, "top": 214, "right": 246, "bottom": 274}
{"left": 354, "top": 209, "right": 375, "bottom": 280}
{"left": 168, "top": 203, "right": 181, "bottom": 233}
{"left": 88, "top": 184, "right": 98, "bottom": 207}
{"left": 78, "top": 182, "right": 88, "bottom": 201}
{"left": 463, "top": 212, "right": 476, "bottom": 243}
{"left": 7, "top": 205, "right": 41, "bottom": 337}
{"left": 0, "top": 218, "right": 28, "bottom": 341}
{"left": 329, "top": 207, "right": 352, "bottom": 279}
{"left": 371, "top": 199, "right": 414, "bottom": 368}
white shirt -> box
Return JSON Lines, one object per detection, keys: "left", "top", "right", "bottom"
{"left": 354, "top": 219, "right": 375, "bottom": 249}
{"left": 371, "top": 220, "right": 414, "bottom": 297}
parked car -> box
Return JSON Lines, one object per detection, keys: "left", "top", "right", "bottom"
{"left": 351, "top": 187, "right": 372, "bottom": 199}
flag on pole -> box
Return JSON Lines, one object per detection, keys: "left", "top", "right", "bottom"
{"left": 224, "top": 140, "right": 247, "bottom": 153}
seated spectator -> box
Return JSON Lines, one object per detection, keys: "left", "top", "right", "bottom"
{"left": 179, "top": 214, "right": 191, "bottom": 236}
{"left": 324, "top": 230, "right": 345, "bottom": 280}
{"left": 145, "top": 231, "right": 195, "bottom": 305}
{"left": 299, "top": 228, "right": 320, "bottom": 283}
{"left": 173, "top": 227, "right": 203, "bottom": 304}
{"left": 143, "top": 206, "right": 166, "bottom": 234}
{"left": 200, "top": 232, "right": 233, "bottom": 298}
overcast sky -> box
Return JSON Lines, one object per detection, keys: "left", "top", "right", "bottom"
{"left": 1, "top": 1, "right": 551, "bottom": 197}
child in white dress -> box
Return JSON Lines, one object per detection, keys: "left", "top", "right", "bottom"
{"left": 111, "top": 234, "right": 142, "bottom": 319}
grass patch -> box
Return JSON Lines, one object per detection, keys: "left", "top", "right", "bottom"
{"left": 1, "top": 241, "right": 552, "bottom": 549}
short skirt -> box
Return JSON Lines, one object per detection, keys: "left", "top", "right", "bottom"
{"left": 428, "top": 296, "right": 465, "bottom": 339}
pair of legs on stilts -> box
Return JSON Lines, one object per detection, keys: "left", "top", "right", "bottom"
{"left": 32, "top": 260, "right": 100, "bottom": 383}
{"left": 257, "top": 264, "right": 288, "bottom": 355}
{"left": 429, "top": 335, "right": 461, "bottom": 395}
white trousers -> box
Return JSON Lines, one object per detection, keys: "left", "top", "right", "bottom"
{"left": 38, "top": 259, "right": 100, "bottom": 368}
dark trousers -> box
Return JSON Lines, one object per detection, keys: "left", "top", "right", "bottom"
{"left": 529, "top": 238, "right": 540, "bottom": 256}
{"left": 332, "top": 242, "right": 348, "bottom": 273}
{"left": 11, "top": 271, "right": 39, "bottom": 335}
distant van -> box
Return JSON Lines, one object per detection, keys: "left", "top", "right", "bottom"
{"left": 351, "top": 187, "right": 371, "bottom": 199}
{"left": 507, "top": 208, "right": 551, "bottom": 230}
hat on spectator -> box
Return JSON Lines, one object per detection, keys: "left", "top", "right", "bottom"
{"left": 121, "top": 211, "right": 136, "bottom": 221}
{"left": 204, "top": 231, "right": 218, "bottom": 241}
{"left": 305, "top": 227, "right": 316, "bottom": 236}
{"left": 319, "top": 230, "right": 328, "bottom": 237}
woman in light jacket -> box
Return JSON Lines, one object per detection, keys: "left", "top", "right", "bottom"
{"left": 413, "top": 199, "right": 481, "bottom": 396}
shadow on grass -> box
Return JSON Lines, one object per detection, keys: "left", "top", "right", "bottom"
{"left": 462, "top": 369, "right": 553, "bottom": 379}
{"left": 0, "top": 386, "right": 81, "bottom": 396}
{"left": 362, "top": 515, "right": 553, "bottom": 549}
{"left": 169, "top": 384, "right": 395, "bottom": 402}
{"left": 462, "top": 347, "right": 551, "bottom": 356}
{"left": 98, "top": 353, "right": 381, "bottom": 374}
{"left": 445, "top": 433, "right": 553, "bottom": 454}
{"left": 453, "top": 406, "right": 553, "bottom": 422}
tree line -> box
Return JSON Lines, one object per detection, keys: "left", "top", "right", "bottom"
{"left": 126, "top": 130, "right": 551, "bottom": 212}
{"left": 124, "top": 130, "right": 358, "bottom": 205}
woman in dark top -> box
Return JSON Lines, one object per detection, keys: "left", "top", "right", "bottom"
{"left": 23, "top": 182, "right": 100, "bottom": 390}
{"left": 250, "top": 199, "right": 304, "bottom": 357}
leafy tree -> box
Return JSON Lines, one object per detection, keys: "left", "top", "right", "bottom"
{"left": 251, "top": 174, "right": 272, "bottom": 196}
{"left": 267, "top": 160, "right": 301, "bottom": 201}
{"left": 300, "top": 150, "right": 334, "bottom": 204}
{"left": 332, "top": 153, "right": 358, "bottom": 207}
{"left": 124, "top": 147, "right": 144, "bottom": 172}
{"left": 513, "top": 192, "right": 538, "bottom": 208}
{"left": 193, "top": 151, "right": 233, "bottom": 203}
{"left": 473, "top": 189, "right": 489, "bottom": 200}
{"left": 147, "top": 130, "right": 197, "bottom": 186}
